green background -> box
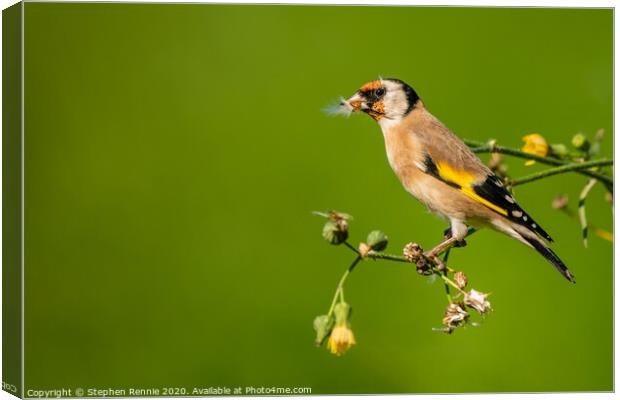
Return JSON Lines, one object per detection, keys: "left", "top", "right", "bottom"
{"left": 23, "top": 4, "right": 612, "bottom": 394}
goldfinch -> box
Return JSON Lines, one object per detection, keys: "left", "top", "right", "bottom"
{"left": 331, "top": 78, "right": 575, "bottom": 283}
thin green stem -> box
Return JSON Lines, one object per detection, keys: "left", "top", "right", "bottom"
{"left": 442, "top": 250, "right": 452, "bottom": 303}
{"left": 343, "top": 241, "right": 360, "bottom": 255}
{"left": 367, "top": 251, "right": 409, "bottom": 263}
{"left": 558, "top": 207, "right": 613, "bottom": 242}
{"left": 366, "top": 227, "right": 477, "bottom": 264}
{"left": 440, "top": 273, "right": 467, "bottom": 295}
{"left": 327, "top": 256, "right": 362, "bottom": 316}
{"left": 464, "top": 139, "right": 613, "bottom": 190}
{"left": 510, "top": 159, "right": 613, "bottom": 187}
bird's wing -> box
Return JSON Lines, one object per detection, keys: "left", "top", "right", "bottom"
{"left": 417, "top": 120, "right": 553, "bottom": 242}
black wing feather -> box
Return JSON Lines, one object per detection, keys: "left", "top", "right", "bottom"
{"left": 473, "top": 175, "right": 554, "bottom": 242}
{"left": 422, "top": 154, "right": 553, "bottom": 242}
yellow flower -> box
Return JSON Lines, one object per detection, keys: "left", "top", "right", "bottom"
{"left": 327, "top": 322, "right": 356, "bottom": 356}
{"left": 521, "top": 133, "right": 548, "bottom": 165}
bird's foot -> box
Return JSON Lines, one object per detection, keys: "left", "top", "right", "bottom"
{"left": 443, "top": 227, "right": 467, "bottom": 248}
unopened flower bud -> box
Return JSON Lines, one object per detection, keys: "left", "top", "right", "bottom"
{"left": 488, "top": 153, "right": 503, "bottom": 171}
{"left": 550, "top": 143, "right": 568, "bottom": 157}
{"left": 366, "top": 230, "right": 388, "bottom": 251}
{"left": 454, "top": 271, "right": 468, "bottom": 289}
{"left": 313, "top": 315, "right": 334, "bottom": 346}
{"left": 571, "top": 133, "right": 590, "bottom": 151}
{"left": 322, "top": 220, "right": 348, "bottom": 245}
{"left": 552, "top": 194, "right": 569, "bottom": 210}
{"left": 589, "top": 129, "right": 604, "bottom": 157}
{"left": 497, "top": 164, "right": 509, "bottom": 176}
{"left": 464, "top": 289, "right": 492, "bottom": 315}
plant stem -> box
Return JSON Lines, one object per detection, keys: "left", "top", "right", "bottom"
{"left": 344, "top": 241, "right": 360, "bottom": 255}
{"left": 440, "top": 273, "right": 466, "bottom": 295}
{"left": 510, "top": 159, "right": 613, "bottom": 187}
{"left": 366, "top": 228, "right": 478, "bottom": 264}
{"left": 327, "top": 256, "right": 362, "bottom": 316}
{"left": 558, "top": 207, "right": 613, "bottom": 242}
{"left": 442, "top": 250, "right": 452, "bottom": 303}
{"left": 367, "top": 251, "right": 410, "bottom": 263}
{"left": 464, "top": 139, "right": 613, "bottom": 190}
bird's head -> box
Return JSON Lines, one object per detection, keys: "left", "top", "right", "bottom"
{"left": 328, "top": 78, "right": 420, "bottom": 123}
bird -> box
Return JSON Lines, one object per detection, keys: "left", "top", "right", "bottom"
{"left": 328, "top": 78, "right": 575, "bottom": 283}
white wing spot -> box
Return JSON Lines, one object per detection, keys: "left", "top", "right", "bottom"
{"left": 512, "top": 210, "right": 523, "bottom": 218}
{"left": 523, "top": 216, "right": 528, "bottom": 221}
{"left": 532, "top": 223, "right": 537, "bottom": 228}
{"left": 505, "top": 195, "right": 515, "bottom": 204}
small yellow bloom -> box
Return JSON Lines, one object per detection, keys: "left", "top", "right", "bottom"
{"left": 521, "top": 133, "right": 548, "bottom": 165}
{"left": 327, "top": 322, "right": 356, "bottom": 356}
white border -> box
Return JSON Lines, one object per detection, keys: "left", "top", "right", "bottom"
{"left": 0, "top": 2, "right": 615, "bottom": 400}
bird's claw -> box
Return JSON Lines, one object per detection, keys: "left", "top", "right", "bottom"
{"left": 443, "top": 227, "right": 467, "bottom": 248}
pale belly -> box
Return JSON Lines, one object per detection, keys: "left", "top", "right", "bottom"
{"left": 390, "top": 159, "right": 495, "bottom": 230}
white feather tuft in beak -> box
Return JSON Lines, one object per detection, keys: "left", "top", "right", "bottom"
{"left": 323, "top": 97, "right": 354, "bottom": 117}
{"left": 323, "top": 93, "right": 368, "bottom": 117}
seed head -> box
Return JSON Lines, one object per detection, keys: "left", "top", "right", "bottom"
{"left": 454, "top": 271, "right": 468, "bottom": 289}
{"left": 442, "top": 302, "right": 469, "bottom": 333}
{"left": 464, "top": 289, "right": 492, "bottom": 315}
{"left": 403, "top": 242, "right": 423, "bottom": 262}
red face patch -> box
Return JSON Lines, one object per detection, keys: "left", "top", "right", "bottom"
{"left": 359, "top": 80, "right": 383, "bottom": 92}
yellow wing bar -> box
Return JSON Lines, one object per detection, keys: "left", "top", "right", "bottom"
{"left": 435, "top": 162, "right": 509, "bottom": 217}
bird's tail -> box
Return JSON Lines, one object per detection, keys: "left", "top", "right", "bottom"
{"left": 517, "top": 229, "right": 576, "bottom": 283}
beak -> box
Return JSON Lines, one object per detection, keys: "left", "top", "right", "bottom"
{"left": 342, "top": 92, "right": 368, "bottom": 113}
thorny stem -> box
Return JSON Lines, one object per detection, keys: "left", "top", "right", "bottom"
{"left": 327, "top": 256, "right": 362, "bottom": 317}
{"left": 464, "top": 139, "right": 613, "bottom": 190}
{"left": 509, "top": 159, "right": 613, "bottom": 187}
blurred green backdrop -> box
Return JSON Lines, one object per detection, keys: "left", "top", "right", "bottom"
{"left": 23, "top": 4, "right": 612, "bottom": 394}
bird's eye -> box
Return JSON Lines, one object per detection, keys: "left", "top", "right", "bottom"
{"left": 375, "top": 87, "right": 385, "bottom": 97}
